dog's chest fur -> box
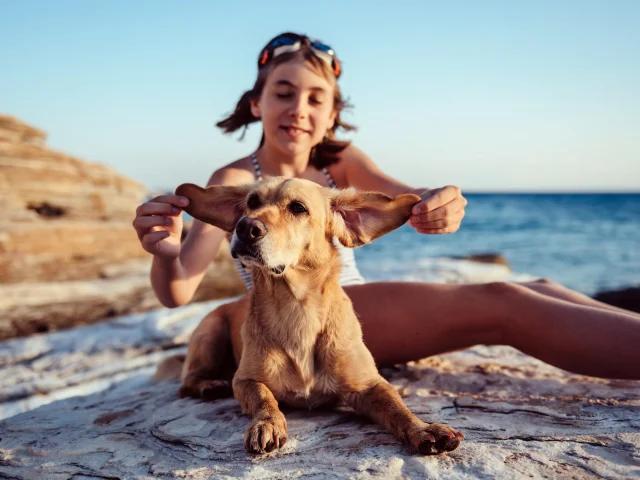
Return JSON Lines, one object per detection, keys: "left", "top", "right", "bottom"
{"left": 249, "top": 301, "right": 342, "bottom": 408}
{"left": 268, "top": 347, "right": 340, "bottom": 409}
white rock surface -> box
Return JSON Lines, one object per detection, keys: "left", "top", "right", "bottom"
{"left": 1, "top": 298, "right": 639, "bottom": 479}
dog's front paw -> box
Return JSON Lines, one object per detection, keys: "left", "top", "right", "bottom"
{"left": 406, "top": 422, "right": 464, "bottom": 455}
{"left": 244, "top": 414, "right": 288, "bottom": 454}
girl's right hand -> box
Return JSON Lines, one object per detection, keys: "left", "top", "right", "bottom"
{"left": 132, "top": 195, "right": 190, "bottom": 259}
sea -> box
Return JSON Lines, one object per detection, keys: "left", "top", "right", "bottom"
{"left": 354, "top": 193, "right": 640, "bottom": 296}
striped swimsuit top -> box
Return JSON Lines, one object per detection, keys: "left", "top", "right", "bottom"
{"left": 232, "top": 153, "right": 366, "bottom": 291}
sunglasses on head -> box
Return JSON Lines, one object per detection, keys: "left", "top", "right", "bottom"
{"left": 258, "top": 33, "right": 342, "bottom": 78}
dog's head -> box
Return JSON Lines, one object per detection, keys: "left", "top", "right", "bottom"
{"left": 176, "top": 178, "right": 420, "bottom": 276}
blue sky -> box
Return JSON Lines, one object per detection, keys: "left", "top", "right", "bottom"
{"left": 2, "top": 0, "right": 639, "bottom": 192}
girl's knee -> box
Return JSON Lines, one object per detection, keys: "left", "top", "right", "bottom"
{"left": 532, "top": 277, "right": 563, "bottom": 288}
{"left": 524, "top": 278, "right": 568, "bottom": 293}
{"left": 480, "top": 281, "right": 524, "bottom": 297}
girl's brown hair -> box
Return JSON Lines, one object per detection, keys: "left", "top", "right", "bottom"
{"left": 216, "top": 37, "right": 356, "bottom": 169}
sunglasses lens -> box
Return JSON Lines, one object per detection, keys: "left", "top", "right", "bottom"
{"left": 268, "top": 35, "right": 300, "bottom": 48}
{"left": 271, "top": 36, "right": 298, "bottom": 49}
{"left": 311, "top": 41, "right": 334, "bottom": 55}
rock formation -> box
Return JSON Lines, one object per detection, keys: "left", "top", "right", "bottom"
{"left": 0, "top": 114, "right": 245, "bottom": 340}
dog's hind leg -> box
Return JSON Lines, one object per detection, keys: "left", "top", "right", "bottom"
{"left": 178, "top": 305, "right": 236, "bottom": 400}
{"left": 344, "top": 381, "right": 464, "bottom": 455}
{"left": 152, "top": 354, "right": 187, "bottom": 382}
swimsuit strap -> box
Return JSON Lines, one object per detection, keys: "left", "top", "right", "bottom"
{"left": 322, "top": 167, "right": 337, "bottom": 188}
{"left": 250, "top": 152, "right": 263, "bottom": 180}
{"left": 251, "top": 152, "right": 337, "bottom": 188}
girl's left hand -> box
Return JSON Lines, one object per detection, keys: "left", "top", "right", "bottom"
{"left": 409, "top": 186, "right": 467, "bottom": 234}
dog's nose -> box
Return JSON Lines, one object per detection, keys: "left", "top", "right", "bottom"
{"left": 235, "top": 217, "right": 267, "bottom": 243}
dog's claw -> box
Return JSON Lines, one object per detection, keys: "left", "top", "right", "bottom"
{"left": 408, "top": 423, "right": 463, "bottom": 455}
{"left": 244, "top": 416, "right": 287, "bottom": 454}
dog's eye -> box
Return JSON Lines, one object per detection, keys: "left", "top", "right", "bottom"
{"left": 247, "top": 194, "right": 261, "bottom": 210}
{"left": 288, "top": 201, "right": 308, "bottom": 215}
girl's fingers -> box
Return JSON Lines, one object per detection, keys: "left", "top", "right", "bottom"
{"left": 412, "top": 186, "right": 463, "bottom": 215}
{"left": 133, "top": 215, "right": 172, "bottom": 234}
{"left": 149, "top": 195, "right": 190, "bottom": 207}
{"left": 417, "top": 227, "right": 456, "bottom": 235}
{"left": 411, "top": 198, "right": 467, "bottom": 223}
{"left": 141, "top": 230, "right": 171, "bottom": 249}
{"left": 136, "top": 202, "right": 181, "bottom": 217}
{"left": 410, "top": 211, "right": 465, "bottom": 229}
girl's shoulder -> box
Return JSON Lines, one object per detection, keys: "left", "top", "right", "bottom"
{"left": 326, "top": 143, "right": 374, "bottom": 188}
{"left": 205, "top": 156, "right": 256, "bottom": 187}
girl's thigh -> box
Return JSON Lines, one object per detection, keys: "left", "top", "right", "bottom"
{"left": 343, "top": 282, "right": 509, "bottom": 367}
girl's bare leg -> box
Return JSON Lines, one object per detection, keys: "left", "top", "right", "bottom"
{"left": 345, "top": 281, "right": 640, "bottom": 380}
{"left": 520, "top": 278, "right": 639, "bottom": 317}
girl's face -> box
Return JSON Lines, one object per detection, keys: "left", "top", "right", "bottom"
{"left": 251, "top": 57, "right": 337, "bottom": 157}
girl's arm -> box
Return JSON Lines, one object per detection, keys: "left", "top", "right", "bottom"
{"left": 337, "top": 145, "right": 425, "bottom": 196}
{"left": 151, "top": 166, "right": 254, "bottom": 307}
{"left": 336, "top": 145, "right": 467, "bottom": 234}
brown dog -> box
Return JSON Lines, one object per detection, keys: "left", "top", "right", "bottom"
{"left": 169, "top": 177, "right": 463, "bottom": 455}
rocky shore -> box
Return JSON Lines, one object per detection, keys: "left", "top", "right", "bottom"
{"left": 1, "top": 299, "right": 638, "bottom": 479}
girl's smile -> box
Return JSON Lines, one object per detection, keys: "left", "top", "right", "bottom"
{"left": 279, "top": 124, "right": 311, "bottom": 137}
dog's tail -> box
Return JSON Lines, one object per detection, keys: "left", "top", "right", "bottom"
{"left": 152, "top": 354, "right": 186, "bottom": 382}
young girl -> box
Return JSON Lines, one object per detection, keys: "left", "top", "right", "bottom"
{"left": 133, "top": 32, "right": 640, "bottom": 386}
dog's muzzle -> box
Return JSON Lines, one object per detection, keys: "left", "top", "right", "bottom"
{"left": 230, "top": 217, "right": 286, "bottom": 275}
{"left": 231, "top": 217, "right": 267, "bottom": 262}
{"left": 235, "top": 217, "right": 267, "bottom": 245}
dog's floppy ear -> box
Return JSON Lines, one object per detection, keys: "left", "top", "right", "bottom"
{"left": 330, "top": 190, "right": 421, "bottom": 247}
{"left": 175, "top": 183, "right": 252, "bottom": 232}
